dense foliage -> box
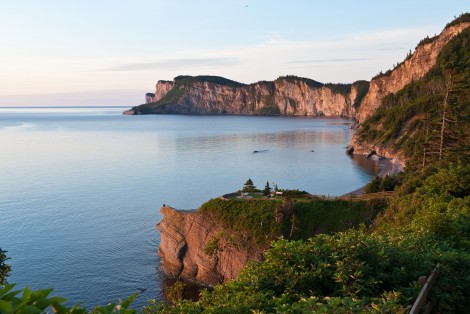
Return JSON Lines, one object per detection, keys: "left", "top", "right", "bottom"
{"left": 199, "top": 197, "right": 386, "bottom": 250}
{"left": 291, "top": 198, "right": 385, "bottom": 239}
{"left": 151, "top": 164, "right": 470, "bottom": 313}
{"left": 173, "top": 75, "right": 246, "bottom": 88}
{"left": 364, "top": 174, "right": 403, "bottom": 193}
{"left": 0, "top": 249, "right": 10, "bottom": 286}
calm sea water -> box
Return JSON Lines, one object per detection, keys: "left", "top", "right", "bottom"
{"left": 0, "top": 107, "right": 383, "bottom": 308}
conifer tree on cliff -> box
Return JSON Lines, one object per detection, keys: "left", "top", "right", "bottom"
{"left": 263, "top": 181, "right": 271, "bottom": 195}
{"left": 243, "top": 178, "right": 256, "bottom": 192}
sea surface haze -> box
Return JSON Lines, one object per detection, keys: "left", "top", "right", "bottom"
{"left": 0, "top": 107, "right": 384, "bottom": 308}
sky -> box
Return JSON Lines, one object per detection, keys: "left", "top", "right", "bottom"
{"left": 0, "top": 0, "right": 468, "bottom": 106}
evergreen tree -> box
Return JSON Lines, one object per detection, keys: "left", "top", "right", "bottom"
{"left": 243, "top": 178, "right": 256, "bottom": 192}
{"left": 263, "top": 181, "right": 271, "bottom": 195}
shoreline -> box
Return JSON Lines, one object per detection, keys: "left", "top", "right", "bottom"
{"left": 341, "top": 157, "right": 404, "bottom": 197}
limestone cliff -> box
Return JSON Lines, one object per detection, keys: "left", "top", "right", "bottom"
{"left": 356, "top": 22, "right": 470, "bottom": 122}
{"left": 125, "top": 20, "right": 469, "bottom": 124}
{"left": 126, "top": 76, "right": 367, "bottom": 117}
{"left": 350, "top": 21, "right": 470, "bottom": 162}
{"left": 157, "top": 206, "right": 263, "bottom": 285}
{"left": 154, "top": 80, "right": 174, "bottom": 102}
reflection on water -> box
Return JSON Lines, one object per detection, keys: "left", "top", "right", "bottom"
{"left": 348, "top": 155, "right": 387, "bottom": 178}
{"left": 0, "top": 108, "right": 384, "bottom": 308}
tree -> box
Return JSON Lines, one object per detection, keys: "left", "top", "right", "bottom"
{"left": 243, "top": 178, "right": 256, "bottom": 192}
{"left": 263, "top": 181, "right": 271, "bottom": 196}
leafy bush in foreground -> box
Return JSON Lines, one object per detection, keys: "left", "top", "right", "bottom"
{"left": 0, "top": 249, "right": 10, "bottom": 285}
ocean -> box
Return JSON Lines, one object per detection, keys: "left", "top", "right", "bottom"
{"left": 0, "top": 106, "right": 384, "bottom": 308}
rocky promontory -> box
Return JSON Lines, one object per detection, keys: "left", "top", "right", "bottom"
{"left": 156, "top": 206, "right": 263, "bottom": 285}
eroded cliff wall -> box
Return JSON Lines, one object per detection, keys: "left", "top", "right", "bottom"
{"left": 356, "top": 22, "right": 470, "bottom": 122}
{"left": 128, "top": 76, "right": 362, "bottom": 117}
{"left": 350, "top": 22, "right": 470, "bottom": 161}
{"left": 157, "top": 206, "right": 263, "bottom": 285}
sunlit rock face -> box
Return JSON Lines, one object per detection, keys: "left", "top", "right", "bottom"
{"left": 356, "top": 22, "right": 470, "bottom": 122}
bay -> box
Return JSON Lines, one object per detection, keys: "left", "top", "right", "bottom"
{"left": 0, "top": 107, "right": 383, "bottom": 308}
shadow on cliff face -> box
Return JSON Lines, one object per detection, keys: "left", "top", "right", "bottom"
{"left": 161, "top": 276, "right": 211, "bottom": 303}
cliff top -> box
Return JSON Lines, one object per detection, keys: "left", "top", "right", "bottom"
{"left": 173, "top": 75, "right": 246, "bottom": 88}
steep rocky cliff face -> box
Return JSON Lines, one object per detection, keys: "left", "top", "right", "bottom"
{"left": 126, "top": 76, "right": 364, "bottom": 117}
{"left": 157, "top": 206, "right": 263, "bottom": 285}
{"left": 350, "top": 21, "right": 470, "bottom": 162}
{"left": 154, "top": 80, "right": 174, "bottom": 102}
{"left": 356, "top": 22, "right": 470, "bottom": 122}
{"left": 145, "top": 93, "right": 155, "bottom": 104}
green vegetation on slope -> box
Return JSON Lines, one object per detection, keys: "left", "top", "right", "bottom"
{"left": 358, "top": 26, "right": 470, "bottom": 166}
{"left": 173, "top": 75, "right": 246, "bottom": 89}
{"left": 445, "top": 12, "right": 470, "bottom": 29}
{"left": 200, "top": 199, "right": 281, "bottom": 249}
{"left": 0, "top": 249, "right": 10, "bottom": 286}
{"left": 153, "top": 88, "right": 186, "bottom": 108}
{"left": 152, "top": 163, "right": 470, "bottom": 313}
{"left": 291, "top": 198, "right": 385, "bottom": 240}
{"left": 198, "top": 197, "right": 386, "bottom": 252}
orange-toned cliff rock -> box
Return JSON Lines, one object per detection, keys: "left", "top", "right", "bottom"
{"left": 156, "top": 206, "right": 263, "bottom": 285}
{"left": 126, "top": 76, "right": 367, "bottom": 117}
{"left": 350, "top": 21, "right": 470, "bottom": 161}
{"left": 356, "top": 22, "right": 470, "bottom": 122}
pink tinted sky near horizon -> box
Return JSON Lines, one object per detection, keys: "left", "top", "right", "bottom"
{"left": 0, "top": 1, "right": 467, "bottom": 106}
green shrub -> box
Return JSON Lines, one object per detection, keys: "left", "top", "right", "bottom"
{"left": 0, "top": 249, "right": 10, "bottom": 285}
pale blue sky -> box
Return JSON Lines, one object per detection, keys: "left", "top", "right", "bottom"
{"left": 0, "top": 1, "right": 467, "bottom": 106}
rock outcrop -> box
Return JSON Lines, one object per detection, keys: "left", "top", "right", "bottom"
{"left": 157, "top": 206, "right": 263, "bottom": 286}
{"left": 129, "top": 76, "right": 364, "bottom": 117}
{"left": 349, "top": 21, "right": 470, "bottom": 162}
{"left": 145, "top": 93, "right": 155, "bottom": 104}
{"left": 356, "top": 22, "right": 470, "bottom": 122}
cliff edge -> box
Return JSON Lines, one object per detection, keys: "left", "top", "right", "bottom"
{"left": 156, "top": 206, "right": 263, "bottom": 286}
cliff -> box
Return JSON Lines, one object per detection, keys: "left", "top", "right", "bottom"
{"left": 125, "top": 20, "right": 469, "bottom": 124}
{"left": 356, "top": 21, "right": 470, "bottom": 122}
{"left": 126, "top": 76, "right": 365, "bottom": 117}
{"left": 350, "top": 22, "right": 470, "bottom": 164}
{"left": 156, "top": 206, "right": 263, "bottom": 286}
